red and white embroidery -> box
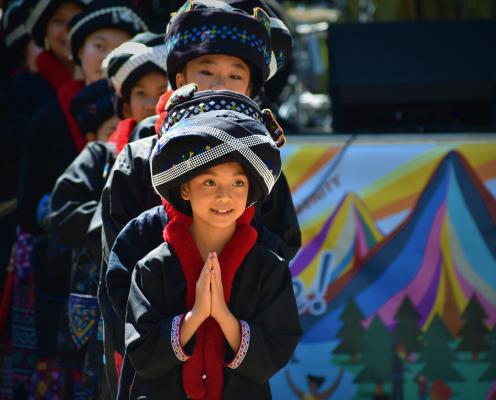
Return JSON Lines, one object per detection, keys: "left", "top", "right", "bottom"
{"left": 226, "top": 320, "right": 250, "bottom": 369}
{"left": 171, "top": 314, "right": 190, "bottom": 362}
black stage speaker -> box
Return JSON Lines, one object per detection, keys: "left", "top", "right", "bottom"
{"left": 327, "top": 20, "right": 496, "bottom": 133}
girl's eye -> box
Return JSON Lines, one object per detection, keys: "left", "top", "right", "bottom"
{"left": 233, "top": 180, "right": 245, "bottom": 187}
{"left": 134, "top": 91, "right": 145, "bottom": 97}
{"left": 200, "top": 70, "right": 213, "bottom": 76}
{"left": 204, "top": 179, "right": 215, "bottom": 186}
{"left": 94, "top": 42, "right": 104, "bottom": 51}
{"left": 230, "top": 75, "right": 241, "bottom": 80}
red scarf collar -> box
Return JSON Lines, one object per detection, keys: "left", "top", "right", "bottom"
{"left": 107, "top": 118, "right": 137, "bottom": 154}
{"left": 36, "top": 50, "right": 73, "bottom": 92}
{"left": 162, "top": 200, "right": 257, "bottom": 400}
{"left": 58, "top": 79, "right": 86, "bottom": 153}
{"left": 154, "top": 89, "right": 174, "bottom": 135}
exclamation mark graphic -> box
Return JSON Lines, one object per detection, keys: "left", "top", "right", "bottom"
{"left": 309, "top": 252, "right": 334, "bottom": 316}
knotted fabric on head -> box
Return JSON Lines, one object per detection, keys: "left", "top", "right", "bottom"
{"left": 162, "top": 199, "right": 257, "bottom": 399}
{"left": 150, "top": 91, "right": 282, "bottom": 216}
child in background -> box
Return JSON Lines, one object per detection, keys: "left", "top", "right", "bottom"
{"left": 103, "top": 31, "right": 169, "bottom": 153}
{"left": 49, "top": 79, "right": 116, "bottom": 398}
{"left": 0, "top": 0, "right": 42, "bottom": 294}
{"left": 18, "top": 0, "right": 147, "bottom": 238}
{"left": 124, "top": 89, "right": 301, "bottom": 399}
{"left": 50, "top": 31, "right": 167, "bottom": 398}
{"left": 15, "top": 2, "right": 147, "bottom": 396}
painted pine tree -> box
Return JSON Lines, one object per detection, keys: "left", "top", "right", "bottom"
{"left": 456, "top": 295, "right": 490, "bottom": 361}
{"left": 480, "top": 323, "right": 496, "bottom": 381}
{"left": 417, "top": 314, "right": 464, "bottom": 382}
{"left": 354, "top": 315, "right": 393, "bottom": 396}
{"left": 393, "top": 296, "right": 423, "bottom": 359}
{"left": 333, "top": 299, "right": 365, "bottom": 363}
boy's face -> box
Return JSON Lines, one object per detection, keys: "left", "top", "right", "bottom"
{"left": 46, "top": 1, "right": 83, "bottom": 60}
{"left": 85, "top": 115, "right": 119, "bottom": 142}
{"left": 181, "top": 161, "right": 249, "bottom": 231}
{"left": 176, "top": 54, "right": 251, "bottom": 96}
{"left": 123, "top": 71, "right": 168, "bottom": 122}
{"left": 78, "top": 28, "right": 131, "bottom": 84}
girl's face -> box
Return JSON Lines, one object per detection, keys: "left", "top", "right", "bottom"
{"left": 181, "top": 161, "right": 249, "bottom": 231}
{"left": 176, "top": 54, "right": 251, "bottom": 96}
{"left": 79, "top": 28, "right": 131, "bottom": 84}
{"left": 45, "top": 1, "right": 83, "bottom": 62}
{"left": 123, "top": 71, "right": 168, "bottom": 122}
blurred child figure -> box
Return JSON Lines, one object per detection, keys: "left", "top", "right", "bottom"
{"left": 124, "top": 89, "right": 301, "bottom": 398}
{"left": 0, "top": 0, "right": 42, "bottom": 303}
{"left": 14, "top": 2, "right": 146, "bottom": 397}
{"left": 49, "top": 79, "right": 117, "bottom": 399}
{"left": 1, "top": 1, "right": 89, "bottom": 396}
{"left": 103, "top": 31, "right": 169, "bottom": 152}
{"left": 50, "top": 31, "right": 167, "bottom": 398}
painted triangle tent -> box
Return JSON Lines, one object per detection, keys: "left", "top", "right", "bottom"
{"left": 289, "top": 192, "right": 383, "bottom": 340}
{"left": 297, "top": 150, "right": 496, "bottom": 342}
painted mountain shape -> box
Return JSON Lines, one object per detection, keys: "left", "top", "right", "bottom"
{"left": 300, "top": 150, "right": 496, "bottom": 342}
{"left": 290, "top": 192, "right": 383, "bottom": 319}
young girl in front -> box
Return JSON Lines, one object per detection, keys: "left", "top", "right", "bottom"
{"left": 124, "top": 92, "right": 302, "bottom": 399}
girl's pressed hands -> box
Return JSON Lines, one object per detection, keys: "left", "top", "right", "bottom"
{"left": 179, "top": 253, "right": 214, "bottom": 347}
{"left": 210, "top": 252, "right": 242, "bottom": 353}
{"left": 210, "top": 251, "right": 228, "bottom": 321}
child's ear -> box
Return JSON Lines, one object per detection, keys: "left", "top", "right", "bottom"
{"left": 175, "top": 72, "right": 186, "bottom": 88}
{"left": 122, "top": 101, "right": 132, "bottom": 119}
{"left": 85, "top": 132, "right": 96, "bottom": 142}
{"left": 180, "top": 183, "right": 190, "bottom": 200}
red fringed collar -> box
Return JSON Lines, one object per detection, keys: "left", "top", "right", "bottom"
{"left": 58, "top": 80, "right": 86, "bottom": 153}
{"left": 107, "top": 118, "right": 137, "bottom": 155}
{"left": 36, "top": 50, "right": 73, "bottom": 92}
{"left": 162, "top": 200, "right": 257, "bottom": 399}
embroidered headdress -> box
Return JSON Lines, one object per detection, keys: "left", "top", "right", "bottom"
{"left": 164, "top": 0, "right": 273, "bottom": 95}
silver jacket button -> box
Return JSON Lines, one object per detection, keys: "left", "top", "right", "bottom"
{"left": 202, "top": 374, "right": 207, "bottom": 380}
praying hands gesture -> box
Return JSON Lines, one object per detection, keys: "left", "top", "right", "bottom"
{"left": 180, "top": 252, "right": 241, "bottom": 352}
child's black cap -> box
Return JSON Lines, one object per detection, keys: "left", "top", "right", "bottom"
{"left": 102, "top": 32, "right": 167, "bottom": 118}
{"left": 70, "top": 79, "right": 115, "bottom": 134}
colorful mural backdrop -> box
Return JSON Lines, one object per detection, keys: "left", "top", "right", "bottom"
{"left": 269, "top": 138, "right": 496, "bottom": 400}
